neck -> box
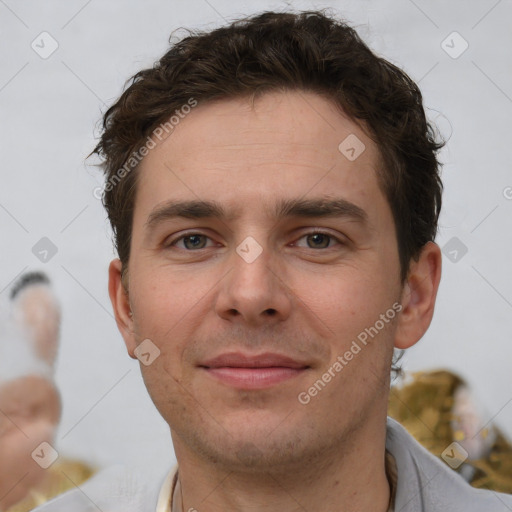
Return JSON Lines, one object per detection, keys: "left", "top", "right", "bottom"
{"left": 171, "top": 417, "right": 391, "bottom": 512}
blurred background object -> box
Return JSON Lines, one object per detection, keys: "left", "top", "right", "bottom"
{"left": 0, "top": 272, "right": 94, "bottom": 512}
{"left": 389, "top": 369, "right": 512, "bottom": 493}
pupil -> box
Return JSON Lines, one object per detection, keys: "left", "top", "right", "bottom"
{"left": 185, "top": 235, "right": 204, "bottom": 249}
{"left": 309, "top": 234, "right": 329, "bottom": 248}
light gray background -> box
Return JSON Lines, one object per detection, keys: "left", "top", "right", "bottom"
{"left": 1, "top": 0, "right": 511, "bottom": 478}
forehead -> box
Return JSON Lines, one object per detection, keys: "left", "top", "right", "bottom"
{"left": 135, "top": 91, "right": 388, "bottom": 223}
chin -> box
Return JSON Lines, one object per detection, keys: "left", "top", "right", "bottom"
{"left": 174, "top": 408, "right": 333, "bottom": 473}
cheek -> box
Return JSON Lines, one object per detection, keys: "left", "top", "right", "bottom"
{"left": 130, "top": 264, "right": 222, "bottom": 352}
{"left": 132, "top": 263, "right": 213, "bottom": 314}
{"left": 291, "top": 264, "right": 396, "bottom": 329}
{"left": 291, "top": 270, "right": 400, "bottom": 388}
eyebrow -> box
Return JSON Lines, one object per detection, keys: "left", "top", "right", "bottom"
{"left": 145, "top": 197, "right": 368, "bottom": 229}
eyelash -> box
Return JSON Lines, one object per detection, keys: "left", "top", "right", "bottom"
{"left": 166, "top": 230, "right": 345, "bottom": 251}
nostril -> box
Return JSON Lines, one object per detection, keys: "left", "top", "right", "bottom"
{"left": 265, "top": 309, "right": 277, "bottom": 316}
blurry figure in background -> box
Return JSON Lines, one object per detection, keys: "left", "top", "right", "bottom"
{"left": 389, "top": 369, "right": 512, "bottom": 493}
{"left": 0, "top": 272, "right": 94, "bottom": 512}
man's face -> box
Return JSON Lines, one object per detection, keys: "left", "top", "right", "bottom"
{"left": 116, "top": 91, "right": 405, "bottom": 470}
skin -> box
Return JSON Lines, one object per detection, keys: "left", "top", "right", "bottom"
{"left": 0, "top": 376, "right": 60, "bottom": 511}
{"left": 109, "top": 91, "right": 441, "bottom": 512}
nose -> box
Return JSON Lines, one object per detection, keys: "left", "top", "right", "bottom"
{"left": 214, "top": 241, "right": 292, "bottom": 327}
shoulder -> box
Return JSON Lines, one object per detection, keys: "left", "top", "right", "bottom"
{"left": 31, "top": 465, "right": 169, "bottom": 512}
{"left": 386, "top": 417, "right": 512, "bottom": 512}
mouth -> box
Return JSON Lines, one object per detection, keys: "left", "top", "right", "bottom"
{"left": 198, "top": 352, "right": 310, "bottom": 390}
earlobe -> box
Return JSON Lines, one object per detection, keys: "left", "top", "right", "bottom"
{"left": 394, "top": 242, "right": 442, "bottom": 350}
{"left": 108, "top": 259, "right": 137, "bottom": 358}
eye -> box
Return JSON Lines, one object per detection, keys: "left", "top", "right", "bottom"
{"left": 294, "top": 231, "right": 343, "bottom": 249}
{"left": 168, "top": 233, "right": 215, "bottom": 250}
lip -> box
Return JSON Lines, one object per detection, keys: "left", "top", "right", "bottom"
{"left": 199, "top": 352, "right": 310, "bottom": 390}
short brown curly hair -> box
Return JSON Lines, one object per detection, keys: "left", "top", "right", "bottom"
{"left": 93, "top": 9, "right": 443, "bottom": 282}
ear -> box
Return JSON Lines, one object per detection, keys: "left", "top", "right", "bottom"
{"left": 108, "top": 259, "right": 137, "bottom": 359}
{"left": 394, "top": 242, "right": 442, "bottom": 349}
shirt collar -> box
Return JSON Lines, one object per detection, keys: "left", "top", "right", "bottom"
{"left": 156, "top": 467, "right": 178, "bottom": 512}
